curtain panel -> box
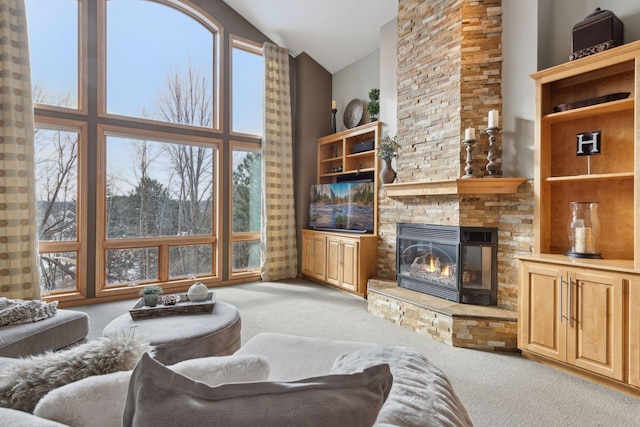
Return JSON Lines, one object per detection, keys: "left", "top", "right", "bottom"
{"left": 260, "top": 43, "right": 297, "bottom": 281}
{"left": 0, "top": 0, "right": 40, "bottom": 299}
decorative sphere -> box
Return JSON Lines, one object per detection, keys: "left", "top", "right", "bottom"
{"left": 187, "top": 282, "right": 209, "bottom": 302}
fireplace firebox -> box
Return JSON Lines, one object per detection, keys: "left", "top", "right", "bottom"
{"left": 396, "top": 223, "right": 498, "bottom": 306}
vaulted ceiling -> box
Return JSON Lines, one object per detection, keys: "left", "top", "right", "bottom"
{"left": 222, "top": 0, "right": 399, "bottom": 74}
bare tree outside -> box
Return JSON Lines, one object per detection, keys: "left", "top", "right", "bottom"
{"left": 34, "top": 126, "right": 79, "bottom": 291}
{"left": 33, "top": 60, "right": 253, "bottom": 289}
{"left": 157, "top": 64, "right": 214, "bottom": 277}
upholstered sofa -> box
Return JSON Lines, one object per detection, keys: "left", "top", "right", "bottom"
{"left": 0, "top": 332, "right": 473, "bottom": 426}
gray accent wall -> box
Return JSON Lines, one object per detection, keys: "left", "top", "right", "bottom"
{"left": 292, "top": 53, "right": 332, "bottom": 274}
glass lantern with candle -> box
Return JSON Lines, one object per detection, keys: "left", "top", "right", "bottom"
{"left": 566, "top": 201, "right": 602, "bottom": 258}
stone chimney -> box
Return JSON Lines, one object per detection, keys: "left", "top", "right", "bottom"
{"left": 377, "top": 0, "right": 533, "bottom": 311}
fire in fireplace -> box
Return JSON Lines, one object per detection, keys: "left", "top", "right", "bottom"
{"left": 396, "top": 223, "right": 498, "bottom": 306}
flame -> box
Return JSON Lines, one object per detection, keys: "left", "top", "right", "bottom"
{"left": 441, "top": 265, "right": 450, "bottom": 276}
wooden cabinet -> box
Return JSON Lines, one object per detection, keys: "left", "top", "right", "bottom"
{"left": 302, "top": 122, "right": 381, "bottom": 297}
{"left": 519, "top": 263, "right": 565, "bottom": 361}
{"left": 520, "top": 42, "right": 640, "bottom": 394}
{"left": 531, "top": 41, "right": 639, "bottom": 262}
{"left": 317, "top": 121, "right": 380, "bottom": 183}
{"left": 302, "top": 229, "right": 377, "bottom": 297}
{"left": 629, "top": 279, "right": 640, "bottom": 387}
{"left": 301, "top": 232, "right": 326, "bottom": 281}
{"left": 316, "top": 121, "right": 381, "bottom": 235}
{"left": 519, "top": 261, "right": 624, "bottom": 381}
{"left": 326, "top": 235, "right": 359, "bottom": 293}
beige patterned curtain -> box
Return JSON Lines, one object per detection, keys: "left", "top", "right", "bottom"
{"left": 260, "top": 43, "right": 297, "bottom": 281}
{"left": 0, "top": 0, "right": 40, "bottom": 299}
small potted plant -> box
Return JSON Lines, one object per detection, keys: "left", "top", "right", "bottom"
{"left": 377, "top": 133, "right": 399, "bottom": 184}
{"left": 139, "top": 285, "right": 163, "bottom": 307}
{"left": 367, "top": 88, "right": 380, "bottom": 122}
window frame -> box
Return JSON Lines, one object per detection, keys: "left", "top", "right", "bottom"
{"left": 229, "top": 140, "right": 262, "bottom": 279}
{"left": 28, "top": 0, "right": 269, "bottom": 303}
{"left": 229, "top": 35, "right": 264, "bottom": 139}
{"left": 34, "top": 116, "right": 88, "bottom": 302}
{"left": 29, "top": 0, "right": 88, "bottom": 115}
{"left": 96, "top": 0, "right": 223, "bottom": 132}
{"left": 95, "top": 124, "right": 223, "bottom": 297}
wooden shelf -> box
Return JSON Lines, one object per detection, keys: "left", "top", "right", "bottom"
{"left": 320, "top": 157, "right": 341, "bottom": 163}
{"left": 543, "top": 98, "right": 633, "bottom": 123}
{"left": 383, "top": 177, "right": 527, "bottom": 197}
{"left": 347, "top": 150, "right": 375, "bottom": 158}
{"left": 520, "top": 40, "right": 640, "bottom": 397}
{"left": 546, "top": 172, "right": 634, "bottom": 182}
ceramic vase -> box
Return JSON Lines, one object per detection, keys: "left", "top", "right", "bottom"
{"left": 380, "top": 158, "right": 396, "bottom": 184}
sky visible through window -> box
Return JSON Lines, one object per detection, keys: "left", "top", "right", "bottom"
{"left": 26, "top": 0, "right": 263, "bottom": 134}
{"left": 106, "top": 0, "right": 213, "bottom": 122}
{"left": 27, "top": 0, "right": 77, "bottom": 107}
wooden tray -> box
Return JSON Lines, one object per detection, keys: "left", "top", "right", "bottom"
{"left": 553, "top": 92, "right": 630, "bottom": 112}
{"left": 129, "top": 292, "right": 215, "bottom": 320}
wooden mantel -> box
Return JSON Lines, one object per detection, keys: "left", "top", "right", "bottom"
{"left": 383, "top": 177, "right": 527, "bottom": 197}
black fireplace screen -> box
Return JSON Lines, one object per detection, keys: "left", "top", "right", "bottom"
{"left": 396, "top": 224, "right": 497, "bottom": 306}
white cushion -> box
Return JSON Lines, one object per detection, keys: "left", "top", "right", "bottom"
{"left": 34, "top": 353, "right": 271, "bottom": 427}
{"left": 331, "top": 346, "right": 473, "bottom": 427}
{"left": 0, "top": 407, "right": 68, "bottom": 426}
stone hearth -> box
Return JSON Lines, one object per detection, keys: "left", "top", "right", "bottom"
{"left": 367, "top": 279, "right": 517, "bottom": 352}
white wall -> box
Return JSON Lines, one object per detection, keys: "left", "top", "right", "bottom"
{"left": 502, "top": 0, "right": 538, "bottom": 178}
{"left": 332, "top": 50, "right": 380, "bottom": 133}
{"left": 542, "top": 1, "right": 640, "bottom": 68}
{"left": 379, "top": 18, "right": 398, "bottom": 139}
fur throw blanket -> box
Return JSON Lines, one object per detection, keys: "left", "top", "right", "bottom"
{"left": 0, "top": 297, "right": 58, "bottom": 327}
{"left": 0, "top": 332, "right": 154, "bottom": 413}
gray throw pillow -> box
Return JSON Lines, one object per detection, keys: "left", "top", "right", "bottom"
{"left": 123, "top": 352, "right": 393, "bottom": 427}
{"left": 0, "top": 332, "right": 153, "bottom": 413}
{"left": 34, "top": 353, "right": 271, "bottom": 427}
{"left": 331, "top": 346, "right": 473, "bottom": 427}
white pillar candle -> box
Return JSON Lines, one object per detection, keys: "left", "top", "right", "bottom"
{"left": 575, "top": 227, "right": 594, "bottom": 253}
{"left": 331, "top": 100, "right": 337, "bottom": 109}
{"left": 464, "top": 127, "right": 475, "bottom": 140}
{"left": 488, "top": 110, "right": 499, "bottom": 128}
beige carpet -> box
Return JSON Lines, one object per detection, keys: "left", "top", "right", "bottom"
{"left": 74, "top": 279, "right": 640, "bottom": 427}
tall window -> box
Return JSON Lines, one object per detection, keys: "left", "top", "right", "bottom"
{"left": 229, "top": 37, "right": 263, "bottom": 277}
{"left": 231, "top": 37, "right": 264, "bottom": 135}
{"left": 34, "top": 121, "right": 85, "bottom": 295}
{"left": 25, "top": 0, "right": 263, "bottom": 302}
{"left": 230, "top": 143, "right": 261, "bottom": 276}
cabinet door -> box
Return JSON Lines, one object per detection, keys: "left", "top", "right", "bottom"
{"left": 301, "top": 233, "right": 313, "bottom": 275}
{"left": 325, "top": 237, "right": 360, "bottom": 292}
{"left": 519, "top": 263, "right": 566, "bottom": 362}
{"left": 310, "top": 235, "right": 327, "bottom": 281}
{"left": 629, "top": 279, "right": 640, "bottom": 387}
{"left": 326, "top": 237, "right": 340, "bottom": 286}
{"left": 567, "top": 271, "right": 624, "bottom": 381}
{"left": 340, "top": 239, "right": 359, "bottom": 292}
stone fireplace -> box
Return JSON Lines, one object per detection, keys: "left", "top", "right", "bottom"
{"left": 396, "top": 223, "right": 497, "bottom": 306}
{"left": 365, "top": 0, "right": 534, "bottom": 352}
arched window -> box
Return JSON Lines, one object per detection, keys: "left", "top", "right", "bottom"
{"left": 26, "top": 0, "right": 263, "bottom": 303}
{"left": 103, "top": 0, "right": 219, "bottom": 130}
